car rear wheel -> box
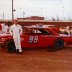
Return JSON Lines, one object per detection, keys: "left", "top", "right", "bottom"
{"left": 54, "top": 38, "right": 64, "bottom": 50}
{"left": 5, "top": 40, "right": 16, "bottom": 53}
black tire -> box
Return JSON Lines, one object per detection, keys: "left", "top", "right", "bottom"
{"left": 54, "top": 38, "right": 64, "bottom": 50}
{"left": 5, "top": 40, "right": 16, "bottom": 53}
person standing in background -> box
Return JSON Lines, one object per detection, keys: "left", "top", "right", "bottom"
{"left": 65, "top": 26, "right": 70, "bottom": 35}
{"left": 1, "top": 22, "right": 5, "bottom": 33}
{"left": 4, "top": 24, "right": 9, "bottom": 33}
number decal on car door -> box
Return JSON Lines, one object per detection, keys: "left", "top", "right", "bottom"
{"left": 34, "top": 36, "right": 38, "bottom": 43}
{"left": 29, "top": 36, "right": 38, "bottom": 43}
{"left": 29, "top": 36, "right": 34, "bottom": 43}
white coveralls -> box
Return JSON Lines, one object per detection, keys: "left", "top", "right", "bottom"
{"left": 9, "top": 24, "right": 23, "bottom": 52}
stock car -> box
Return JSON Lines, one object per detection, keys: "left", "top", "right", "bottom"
{"left": 0, "top": 26, "right": 64, "bottom": 53}
{"left": 52, "top": 26, "right": 72, "bottom": 44}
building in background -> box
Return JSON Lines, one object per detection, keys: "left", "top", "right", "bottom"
{"left": 17, "top": 16, "right": 44, "bottom": 20}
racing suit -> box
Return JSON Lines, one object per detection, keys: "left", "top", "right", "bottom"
{"left": 9, "top": 24, "right": 23, "bottom": 52}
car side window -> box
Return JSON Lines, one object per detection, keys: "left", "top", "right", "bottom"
{"left": 38, "top": 29, "right": 53, "bottom": 35}
{"left": 23, "top": 28, "right": 53, "bottom": 35}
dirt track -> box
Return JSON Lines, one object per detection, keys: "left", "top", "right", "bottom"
{"left": 0, "top": 45, "right": 72, "bottom": 72}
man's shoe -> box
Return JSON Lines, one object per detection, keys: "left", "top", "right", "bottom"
{"left": 19, "top": 52, "right": 22, "bottom": 54}
{"left": 16, "top": 49, "right": 19, "bottom": 54}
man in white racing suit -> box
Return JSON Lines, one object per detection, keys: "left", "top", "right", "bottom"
{"left": 9, "top": 20, "right": 23, "bottom": 53}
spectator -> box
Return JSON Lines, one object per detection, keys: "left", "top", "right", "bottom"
{"left": 1, "top": 22, "right": 5, "bottom": 33}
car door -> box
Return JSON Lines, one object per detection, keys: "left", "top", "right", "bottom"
{"left": 21, "top": 28, "right": 56, "bottom": 48}
{"left": 21, "top": 33, "right": 40, "bottom": 48}
{"left": 32, "top": 29, "right": 56, "bottom": 48}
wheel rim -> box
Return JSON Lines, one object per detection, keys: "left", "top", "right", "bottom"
{"left": 54, "top": 39, "right": 64, "bottom": 50}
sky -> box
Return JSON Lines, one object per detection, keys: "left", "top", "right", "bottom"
{"left": 0, "top": 0, "right": 72, "bottom": 20}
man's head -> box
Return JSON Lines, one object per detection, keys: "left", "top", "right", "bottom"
{"left": 14, "top": 20, "right": 18, "bottom": 25}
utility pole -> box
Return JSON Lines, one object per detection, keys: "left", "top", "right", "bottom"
{"left": 12, "top": 0, "right": 14, "bottom": 24}
{"left": 62, "top": 6, "right": 64, "bottom": 20}
{"left": 3, "top": 12, "right": 4, "bottom": 19}
{"left": 23, "top": 11, "right": 25, "bottom": 18}
{"left": 19, "top": 8, "right": 21, "bottom": 18}
{"left": 57, "top": 14, "right": 59, "bottom": 21}
{"left": 40, "top": 8, "right": 43, "bottom": 16}
{"left": 1, "top": 14, "right": 2, "bottom": 19}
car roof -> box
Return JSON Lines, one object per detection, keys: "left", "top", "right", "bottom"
{"left": 24, "top": 26, "right": 59, "bottom": 35}
{"left": 24, "top": 26, "right": 52, "bottom": 29}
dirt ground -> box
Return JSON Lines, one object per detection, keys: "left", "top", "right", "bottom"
{"left": 0, "top": 45, "right": 72, "bottom": 72}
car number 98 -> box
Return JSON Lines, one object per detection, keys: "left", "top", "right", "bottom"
{"left": 28, "top": 36, "right": 38, "bottom": 43}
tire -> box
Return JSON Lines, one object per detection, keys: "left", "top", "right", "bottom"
{"left": 54, "top": 38, "right": 64, "bottom": 50}
{"left": 5, "top": 40, "right": 16, "bottom": 53}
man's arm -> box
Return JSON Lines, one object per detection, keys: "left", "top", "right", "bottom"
{"left": 19, "top": 26, "right": 23, "bottom": 35}
{"left": 9, "top": 26, "right": 13, "bottom": 35}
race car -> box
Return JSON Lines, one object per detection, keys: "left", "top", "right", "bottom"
{"left": 51, "top": 26, "right": 72, "bottom": 44}
{"left": 0, "top": 26, "right": 65, "bottom": 52}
